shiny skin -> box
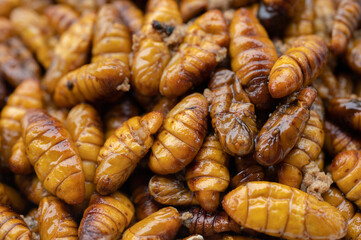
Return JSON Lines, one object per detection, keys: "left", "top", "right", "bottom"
{"left": 278, "top": 110, "right": 324, "bottom": 188}
{"left": 284, "top": 0, "right": 314, "bottom": 37}
{"left": 148, "top": 93, "right": 208, "bottom": 175}
{"left": 185, "top": 135, "right": 230, "bottom": 212}
{"left": 346, "top": 34, "right": 361, "bottom": 74}
{"left": 131, "top": 0, "right": 182, "bottom": 96}
{"left": 160, "top": 10, "right": 229, "bottom": 97}
{"left": 54, "top": 58, "right": 130, "bottom": 108}
{"left": 208, "top": 69, "right": 257, "bottom": 157}
{"left": 113, "top": 0, "right": 144, "bottom": 35}
{"left": 331, "top": 0, "right": 361, "bottom": 55}
{"left": 104, "top": 98, "right": 141, "bottom": 139}
{"left": 151, "top": 97, "right": 178, "bottom": 117}
{"left": 0, "top": 182, "right": 27, "bottom": 213}
{"left": 43, "top": 13, "right": 95, "bottom": 94}
{"left": 314, "top": 0, "right": 336, "bottom": 42}
{"left": 42, "top": 91, "right": 69, "bottom": 124}
{"left": 95, "top": 112, "right": 163, "bottom": 195}
{"left": 222, "top": 181, "right": 347, "bottom": 239}
{"left": 15, "top": 174, "right": 51, "bottom": 205}
{"left": 324, "top": 120, "right": 361, "bottom": 156}
{"left": 21, "top": 109, "right": 85, "bottom": 205}
{"left": 122, "top": 207, "right": 181, "bottom": 240}
{"left": 332, "top": 150, "right": 361, "bottom": 208}
{"left": 231, "top": 155, "right": 265, "bottom": 189}
{"left": 44, "top": 4, "right": 79, "bottom": 35}
{"left": 9, "top": 137, "right": 32, "bottom": 175}
{"left": 0, "top": 204, "right": 31, "bottom": 240}
{"left": 269, "top": 35, "right": 328, "bottom": 98}
{"left": 0, "top": 37, "right": 40, "bottom": 87}
{"left": 0, "top": 79, "right": 42, "bottom": 170}
{"left": 149, "top": 175, "right": 199, "bottom": 206}
{"left": 10, "top": 7, "right": 53, "bottom": 68}
{"left": 91, "top": 4, "right": 131, "bottom": 64}
{"left": 181, "top": 207, "right": 241, "bottom": 236}
{"left": 180, "top": 0, "right": 207, "bottom": 22}
{"left": 347, "top": 212, "right": 361, "bottom": 240}
{"left": 255, "top": 87, "right": 316, "bottom": 166}
{"left": 229, "top": 8, "right": 277, "bottom": 109}
{"left": 66, "top": 104, "right": 104, "bottom": 202}
{"left": 327, "top": 97, "right": 361, "bottom": 132}
{"left": 79, "top": 192, "right": 134, "bottom": 240}
{"left": 38, "top": 196, "right": 78, "bottom": 240}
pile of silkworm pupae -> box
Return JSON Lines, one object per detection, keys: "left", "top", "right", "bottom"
{"left": 0, "top": 0, "right": 361, "bottom": 239}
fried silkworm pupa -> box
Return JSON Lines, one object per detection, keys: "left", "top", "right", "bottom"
{"left": 10, "top": 7, "right": 53, "bottom": 68}
{"left": 312, "top": 66, "right": 338, "bottom": 99}
{"left": 43, "top": 13, "right": 95, "bottom": 94}
{"left": 336, "top": 73, "right": 354, "bottom": 98}
{"left": 0, "top": 204, "right": 31, "bottom": 239}
{"left": 254, "top": 87, "right": 316, "bottom": 166}
{"left": 151, "top": 97, "right": 179, "bottom": 118}
{"left": 223, "top": 181, "right": 347, "bottom": 239}
{"left": 284, "top": 0, "right": 314, "bottom": 38}
{"left": 0, "top": 37, "right": 41, "bottom": 87}
{"left": 15, "top": 174, "right": 51, "bottom": 205}
{"left": 38, "top": 196, "right": 78, "bottom": 240}
{"left": 9, "top": 137, "right": 32, "bottom": 175}
{"left": 181, "top": 235, "right": 204, "bottom": 240}
{"left": 23, "top": 208, "right": 39, "bottom": 236}
{"left": 277, "top": 109, "right": 324, "bottom": 188}
{"left": 185, "top": 135, "right": 230, "bottom": 212}
{"left": 346, "top": 33, "right": 361, "bottom": 75}
{"left": 331, "top": 150, "right": 361, "bottom": 209}
{"left": 324, "top": 120, "right": 361, "bottom": 156}
{"left": 330, "top": 0, "right": 361, "bottom": 55}
{"left": 131, "top": 0, "right": 182, "bottom": 97}
{"left": 94, "top": 111, "right": 163, "bottom": 195}
{"left": 180, "top": 0, "right": 207, "bottom": 22}
{"left": 231, "top": 155, "right": 265, "bottom": 189}
{"left": 0, "top": 17, "right": 15, "bottom": 42}
{"left": 310, "top": 94, "right": 324, "bottom": 122}
{"left": 66, "top": 104, "right": 104, "bottom": 205}
{"left": 208, "top": 69, "right": 257, "bottom": 157}
{"left": 20, "top": 0, "right": 53, "bottom": 13}
{"left": 148, "top": 175, "right": 199, "bottom": 206}
{"left": 54, "top": 58, "right": 130, "bottom": 108}
{"left": 21, "top": 109, "right": 85, "bottom": 205}
{"left": 327, "top": 97, "right": 361, "bottom": 132}
{"left": 148, "top": 93, "right": 208, "bottom": 175}
{"left": 122, "top": 207, "right": 181, "bottom": 240}
{"left": 159, "top": 10, "right": 229, "bottom": 97}
{"left": 104, "top": 98, "right": 141, "bottom": 139}
{"left": 56, "top": 0, "right": 106, "bottom": 14}
{"left": 269, "top": 35, "right": 328, "bottom": 98}
{"left": 257, "top": 0, "right": 300, "bottom": 34}
{"left": 314, "top": 0, "right": 336, "bottom": 42}
{"left": 229, "top": 8, "right": 277, "bottom": 110}
{"left": 113, "top": 0, "right": 144, "bottom": 34}
{"left": 0, "top": 78, "right": 42, "bottom": 170}
{"left": 130, "top": 171, "right": 162, "bottom": 221}
{"left": 181, "top": 207, "right": 241, "bottom": 236}
{"left": 44, "top": 4, "right": 79, "bottom": 35}
{"left": 79, "top": 192, "right": 134, "bottom": 240}
{"left": 91, "top": 4, "right": 131, "bottom": 64}
{"left": 0, "top": 182, "right": 27, "bottom": 213}
{"left": 0, "top": 0, "right": 19, "bottom": 17}
{"left": 42, "top": 91, "right": 69, "bottom": 124}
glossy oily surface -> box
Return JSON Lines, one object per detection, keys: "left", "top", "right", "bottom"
{"left": 15, "top": 174, "right": 51, "bottom": 205}
{"left": 113, "top": 0, "right": 144, "bottom": 35}
{"left": 0, "top": 181, "right": 27, "bottom": 213}
{"left": 327, "top": 97, "right": 361, "bottom": 132}
{"left": 44, "top": 4, "right": 79, "bottom": 35}
{"left": 0, "top": 204, "right": 31, "bottom": 240}
{"left": 9, "top": 137, "right": 32, "bottom": 175}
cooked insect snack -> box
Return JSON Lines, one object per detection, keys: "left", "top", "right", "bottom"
{"left": 231, "top": 155, "right": 265, "bottom": 189}
{"left": 20, "top": 0, "right": 53, "bottom": 13}
{"left": 44, "top": 4, "right": 79, "bottom": 35}
{"left": 149, "top": 174, "right": 199, "bottom": 206}
{"left": 43, "top": 13, "right": 95, "bottom": 93}
{"left": 180, "top": 0, "right": 207, "bottom": 22}
{"left": 79, "top": 191, "right": 134, "bottom": 240}
{"left": 208, "top": 69, "right": 258, "bottom": 157}
{"left": 0, "top": 182, "right": 27, "bottom": 213}
{"left": 327, "top": 97, "right": 361, "bottom": 132}
{"left": 15, "top": 174, "right": 51, "bottom": 205}
{"left": 21, "top": 109, "right": 85, "bottom": 205}
{"left": 149, "top": 93, "right": 208, "bottom": 175}
{"left": 0, "top": 204, "right": 31, "bottom": 239}
{"left": 150, "top": 96, "right": 178, "bottom": 117}
{"left": 185, "top": 134, "right": 230, "bottom": 212}
{"left": 255, "top": 87, "right": 316, "bottom": 166}
{"left": 314, "top": 0, "right": 336, "bottom": 42}
{"left": 230, "top": 8, "right": 277, "bottom": 109}
{"left": 0, "top": 17, "right": 15, "bottom": 42}
{"left": 284, "top": 0, "right": 314, "bottom": 37}
{"left": 181, "top": 207, "right": 241, "bottom": 236}
{"left": 113, "top": 0, "right": 143, "bottom": 35}
{"left": 269, "top": 35, "right": 328, "bottom": 98}
{"left": 0, "top": 0, "right": 19, "bottom": 17}
{"left": 54, "top": 58, "right": 130, "bottom": 108}
{"left": 9, "top": 137, "right": 32, "bottom": 175}
{"left": 131, "top": 0, "right": 182, "bottom": 96}
{"left": 38, "top": 196, "right": 78, "bottom": 240}
{"left": 223, "top": 181, "right": 347, "bottom": 239}
{"left": 0, "top": 78, "right": 42, "bottom": 171}
{"left": 159, "top": 10, "right": 229, "bottom": 97}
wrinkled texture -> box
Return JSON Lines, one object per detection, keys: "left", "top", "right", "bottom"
{"left": 113, "top": 0, "right": 144, "bottom": 35}
{"left": 180, "top": 0, "right": 207, "bottom": 22}
{"left": 9, "top": 137, "right": 33, "bottom": 175}
{"left": 231, "top": 155, "right": 265, "bottom": 189}
{"left": 0, "top": 204, "right": 31, "bottom": 240}
{"left": 346, "top": 33, "right": 361, "bottom": 75}
{"left": 284, "top": 0, "right": 314, "bottom": 37}
{"left": 95, "top": 111, "right": 163, "bottom": 195}
{"left": 149, "top": 93, "right": 208, "bottom": 175}
{"left": 0, "top": 182, "right": 27, "bottom": 213}
{"left": 44, "top": 4, "right": 79, "bottom": 35}
{"left": 208, "top": 69, "right": 257, "bottom": 157}
{"left": 21, "top": 109, "right": 85, "bottom": 204}
{"left": 327, "top": 97, "right": 361, "bottom": 132}
{"left": 15, "top": 174, "right": 51, "bottom": 205}
{"left": 314, "top": 0, "right": 335, "bottom": 42}
{"left": 223, "top": 181, "right": 347, "bottom": 239}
